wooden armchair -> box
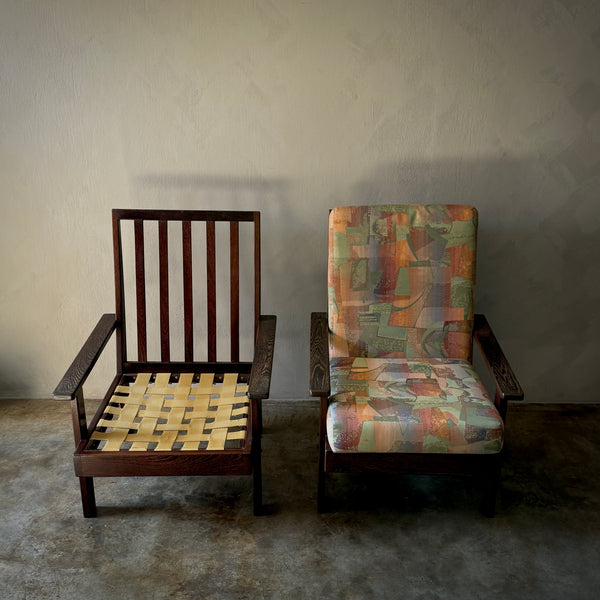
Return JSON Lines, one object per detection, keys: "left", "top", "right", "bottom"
{"left": 310, "top": 205, "right": 523, "bottom": 515}
{"left": 54, "top": 209, "right": 276, "bottom": 517}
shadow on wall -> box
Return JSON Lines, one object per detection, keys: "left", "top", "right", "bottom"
{"left": 133, "top": 173, "right": 319, "bottom": 396}
{"left": 0, "top": 363, "right": 32, "bottom": 399}
{"left": 132, "top": 160, "right": 599, "bottom": 403}
{"left": 338, "top": 158, "right": 600, "bottom": 403}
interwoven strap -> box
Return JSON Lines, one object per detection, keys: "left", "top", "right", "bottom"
{"left": 89, "top": 373, "right": 249, "bottom": 451}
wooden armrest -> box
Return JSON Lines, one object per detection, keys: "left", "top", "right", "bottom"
{"left": 248, "top": 315, "right": 277, "bottom": 400}
{"left": 473, "top": 313, "right": 524, "bottom": 401}
{"left": 53, "top": 314, "right": 118, "bottom": 400}
{"left": 310, "top": 312, "right": 330, "bottom": 397}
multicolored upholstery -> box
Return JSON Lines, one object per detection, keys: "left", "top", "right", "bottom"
{"left": 327, "top": 357, "right": 503, "bottom": 454}
{"left": 328, "top": 205, "right": 477, "bottom": 360}
{"left": 327, "top": 205, "right": 502, "bottom": 455}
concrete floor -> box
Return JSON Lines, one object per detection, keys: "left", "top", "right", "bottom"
{"left": 1, "top": 398, "right": 599, "bottom": 600}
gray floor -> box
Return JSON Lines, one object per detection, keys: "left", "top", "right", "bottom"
{"left": 1, "top": 398, "right": 599, "bottom": 600}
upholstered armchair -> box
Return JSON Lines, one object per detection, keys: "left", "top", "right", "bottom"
{"left": 310, "top": 205, "right": 523, "bottom": 515}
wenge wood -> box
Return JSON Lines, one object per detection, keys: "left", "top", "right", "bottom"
{"left": 206, "top": 220, "right": 217, "bottom": 362}
{"left": 253, "top": 213, "right": 261, "bottom": 339}
{"left": 54, "top": 314, "right": 118, "bottom": 400}
{"left": 60, "top": 209, "right": 270, "bottom": 516}
{"left": 134, "top": 219, "right": 147, "bottom": 362}
{"left": 309, "top": 312, "right": 330, "bottom": 397}
{"left": 230, "top": 221, "right": 240, "bottom": 362}
{"left": 159, "top": 220, "right": 170, "bottom": 361}
{"left": 121, "top": 361, "right": 254, "bottom": 375}
{"left": 324, "top": 446, "right": 501, "bottom": 475}
{"left": 71, "top": 388, "right": 88, "bottom": 446}
{"left": 182, "top": 221, "right": 193, "bottom": 362}
{"left": 248, "top": 315, "right": 277, "bottom": 400}
{"left": 321, "top": 443, "right": 502, "bottom": 516}
{"left": 75, "top": 450, "right": 253, "bottom": 477}
{"left": 317, "top": 394, "right": 329, "bottom": 512}
{"left": 252, "top": 444, "right": 263, "bottom": 515}
{"left": 473, "top": 313, "right": 524, "bottom": 401}
{"left": 112, "top": 212, "right": 126, "bottom": 365}
{"left": 113, "top": 208, "right": 257, "bottom": 222}
{"left": 83, "top": 373, "right": 122, "bottom": 437}
{"left": 250, "top": 397, "right": 263, "bottom": 515}
{"left": 79, "top": 477, "right": 96, "bottom": 518}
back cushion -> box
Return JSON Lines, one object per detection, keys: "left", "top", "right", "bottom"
{"left": 328, "top": 205, "right": 478, "bottom": 359}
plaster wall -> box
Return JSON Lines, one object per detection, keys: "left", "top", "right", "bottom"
{"left": 1, "top": 0, "right": 599, "bottom": 402}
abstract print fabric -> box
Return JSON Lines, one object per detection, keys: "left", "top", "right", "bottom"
{"left": 328, "top": 205, "right": 478, "bottom": 360}
{"left": 327, "top": 357, "right": 503, "bottom": 454}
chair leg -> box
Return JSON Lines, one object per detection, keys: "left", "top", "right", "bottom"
{"left": 79, "top": 477, "right": 97, "bottom": 518}
{"left": 317, "top": 468, "right": 327, "bottom": 513}
{"left": 252, "top": 437, "right": 263, "bottom": 516}
{"left": 317, "top": 440, "right": 328, "bottom": 512}
{"left": 317, "top": 397, "right": 329, "bottom": 512}
{"left": 481, "top": 460, "right": 501, "bottom": 518}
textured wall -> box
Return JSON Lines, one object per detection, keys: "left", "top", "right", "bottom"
{"left": 1, "top": 0, "right": 599, "bottom": 402}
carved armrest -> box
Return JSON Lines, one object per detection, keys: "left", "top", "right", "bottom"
{"left": 473, "top": 313, "right": 524, "bottom": 402}
{"left": 310, "top": 312, "right": 330, "bottom": 398}
{"left": 248, "top": 315, "right": 277, "bottom": 400}
{"left": 53, "top": 314, "right": 118, "bottom": 401}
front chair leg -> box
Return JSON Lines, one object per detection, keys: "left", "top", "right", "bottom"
{"left": 481, "top": 459, "right": 501, "bottom": 518}
{"left": 251, "top": 397, "right": 263, "bottom": 516}
{"left": 252, "top": 446, "right": 262, "bottom": 516}
{"left": 317, "top": 439, "right": 328, "bottom": 512}
{"left": 79, "top": 477, "right": 97, "bottom": 518}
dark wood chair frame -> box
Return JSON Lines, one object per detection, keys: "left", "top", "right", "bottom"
{"left": 310, "top": 312, "right": 523, "bottom": 516}
{"left": 54, "top": 209, "right": 276, "bottom": 517}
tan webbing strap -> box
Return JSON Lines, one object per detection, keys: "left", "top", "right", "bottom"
{"left": 90, "top": 372, "right": 249, "bottom": 452}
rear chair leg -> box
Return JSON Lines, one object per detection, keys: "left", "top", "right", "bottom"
{"left": 79, "top": 477, "right": 97, "bottom": 518}
{"left": 317, "top": 469, "right": 327, "bottom": 513}
{"left": 317, "top": 441, "right": 328, "bottom": 512}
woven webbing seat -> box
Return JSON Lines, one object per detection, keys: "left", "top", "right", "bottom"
{"left": 90, "top": 373, "right": 250, "bottom": 452}
{"left": 54, "top": 209, "right": 276, "bottom": 517}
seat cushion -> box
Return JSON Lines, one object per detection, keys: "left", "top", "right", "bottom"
{"left": 327, "top": 357, "right": 503, "bottom": 454}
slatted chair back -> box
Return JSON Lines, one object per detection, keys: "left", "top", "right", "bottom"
{"left": 112, "top": 209, "right": 261, "bottom": 370}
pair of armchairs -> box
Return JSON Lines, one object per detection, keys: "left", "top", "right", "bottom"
{"left": 55, "top": 206, "right": 522, "bottom": 517}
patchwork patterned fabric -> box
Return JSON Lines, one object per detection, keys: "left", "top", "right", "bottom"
{"left": 328, "top": 205, "right": 478, "bottom": 359}
{"left": 327, "top": 357, "right": 503, "bottom": 454}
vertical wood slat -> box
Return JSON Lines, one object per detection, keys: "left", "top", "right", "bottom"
{"left": 253, "top": 213, "right": 261, "bottom": 342}
{"left": 116, "top": 211, "right": 259, "bottom": 366}
{"left": 159, "top": 220, "right": 170, "bottom": 362}
{"left": 206, "top": 221, "right": 217, "bottom": 362}
{"left": 230, "top": 221, "right": 240, "bottom": 362}
{"left": 112, "top": 212, "right": 126, "bottom": 365}
{"left": 134, "top": 219, "right": 147, "bottom": 362}
{"left": 182, "top": 221, "right": 193, "bottom": 362}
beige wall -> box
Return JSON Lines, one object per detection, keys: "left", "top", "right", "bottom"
{"left": 1, "top": 0, "right": 599, "bottom": 402}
